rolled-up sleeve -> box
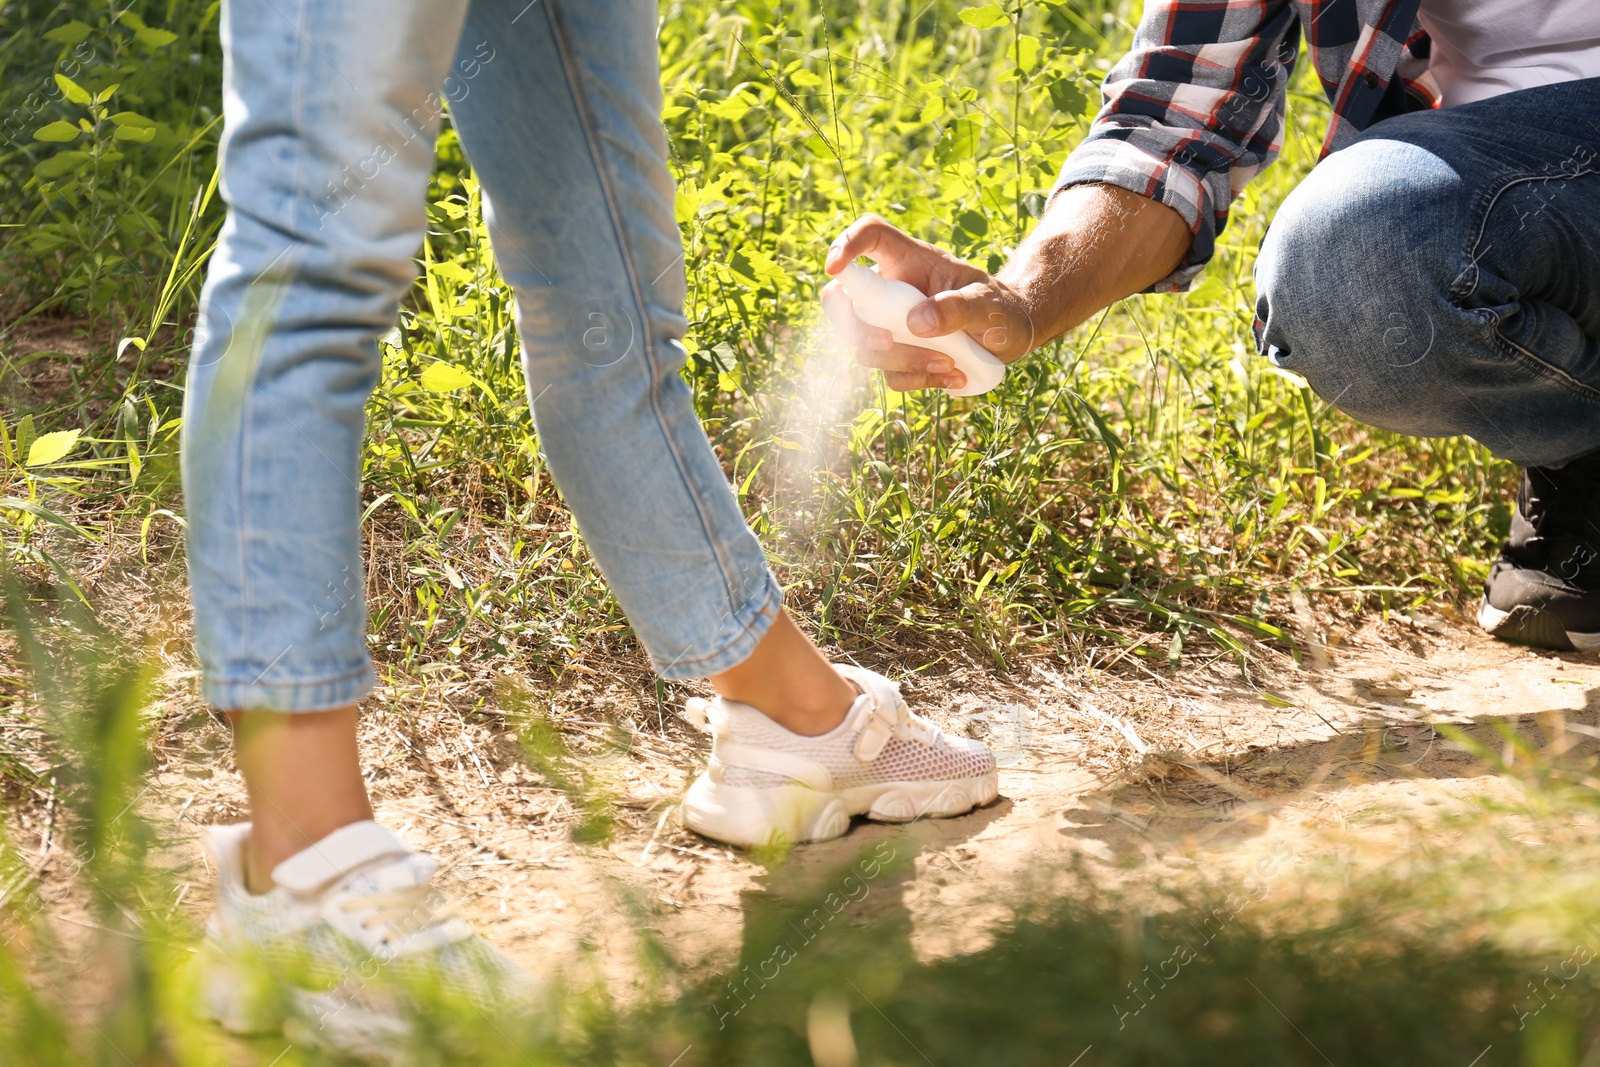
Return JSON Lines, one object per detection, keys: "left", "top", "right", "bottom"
{"left": 1054, "top": 0, "right": 1302, "bottom": 291}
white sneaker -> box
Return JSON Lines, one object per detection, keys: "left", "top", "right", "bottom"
{"left": 196, "top": 820, "right": 536, "bottom": 1061}
{"left": 681, "top": 665, "right": 999, "bottom": 847}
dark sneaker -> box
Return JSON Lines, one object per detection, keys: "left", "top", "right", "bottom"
{"left": 1479, "top": 455, "right": 1600, "bottom": 651}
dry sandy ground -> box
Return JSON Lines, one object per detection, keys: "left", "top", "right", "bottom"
{"left": 11, "top": 603, "right": 1600, "bottom": 1035}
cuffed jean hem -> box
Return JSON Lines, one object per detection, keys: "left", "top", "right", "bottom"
{"left": 648, "top": 573, "right": 784, "bottom": 682}
{"left": 200, "top": 662, "right": 376, "bottom": 713}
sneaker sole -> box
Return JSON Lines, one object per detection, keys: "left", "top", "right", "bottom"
{"left": 283, "top": 994, "right": 410, "bottom": 1064}
{"left": 197, "top": 939, "right": 411, "bottom": 1062}
{"left": 1477, "top": 597, "right": 1600, "bottom": 652}
{"left": 681, "top": 771, "right": 1000, "bottom": 848}
{"left": 195, "top": 938, "right": 286, "bottom": 1035}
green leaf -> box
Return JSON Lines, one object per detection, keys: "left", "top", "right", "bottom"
{"left": 705, "top": 90, "right": 757, "bottom": 122}
{"left": 117, "top": 10, "right": 149, "bottom": 30}
{"left": 728, "top": 248, "right": 784, "bottom": 285}
{"left": 673, "top": 178, "right": 699, "bottom": 225}
{"left": 34, "top": 151, "right": 90, "bottom": 180}
{"left": 956, "top": 210, "right": 989, "bottom": 238}
{"left": 13, "top": 416, "right": 36, "bottom": 469}
{"left": 419, "top": 362, "right": 476, "bottom": 392}
{"left": 42, "top": 20, "right": 93, "bottom": 45}
{"left": 54, "top": 73, "right": 92, "bottom": 106}
{"left": 134, "top": 26, "right": 179, "bottom": 48}
{"left": 0, "top": 496, "right": 86, "bottom": 534}
{"left": 1187, "top": 275, "right": 1228, "bottom": 305}
{"left": 849, "top": 409, "right": 885, "bottom": 452}
{"left": 934, "top": 116, "right": 981, "bottom": 165}
{"left": 958, "top": 2, "right": 1010, "bottom": 29}
{"left": 919, "top": 96, "right": 945, "bottom": 123}
{"left": 33, "top": 121, "right": 80, "bottom": 143}
{"left": 428, "top": 260, "right": 474, "bottom": 284}
{"left": 1015, "top": 34, "right": 1041, "bottom": 74}
{"left": 94, "top": 83, "right": 121, "bottom": 104}
{"left": 672, "top": 175, "right": 730, "bottom": 224}
{"left": 1047, "top": 77, "right": 1089, "bottom": 116}
{"left": 659, "top": 105, "right": 689, "bottom": 120}
{"left": 26, "top": 429, "right": 81, "bottom": 467}
{"left": 788, "top": 69, "right": 823, "bottom": 87}
{"left": 109, "top": 111, "right": 157, "bottom": 142}
{"left": 25, "top": 232, "right": 70, "bottom": 255}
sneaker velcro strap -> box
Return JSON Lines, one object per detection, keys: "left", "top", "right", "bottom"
{"left": 272, "top": 820, "right": 413, "bottom": 894}
{"left": 851, "top": 693, "right": 901, "bottom": 761}
{"left": 712, "top": 740, "right": 833, "bottom": 791}
{"left": 835, "top": 665, "right": 909, "bottom": 761}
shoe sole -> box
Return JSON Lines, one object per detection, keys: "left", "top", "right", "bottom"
{"left": 283, "top": 995, "right": 410, "bottom": 1064}
{"left": 1477, "top": 597, "right": 1600, "bottom": 652}
{"left": 681, "top": 771, "right": 1000, "bottom": 848}
{"left": 198, "top": 941, "right": 409, "bottom": 1062}
{"left": 195, "top": 939, "right": 286, "bottom": 1035}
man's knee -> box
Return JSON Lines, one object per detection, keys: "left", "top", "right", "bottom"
{"left": 1253, "top": 138, "right": 1470, "bottom": 430}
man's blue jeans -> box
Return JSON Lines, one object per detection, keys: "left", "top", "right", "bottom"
{"left": 1255, "top": 77, "right": 1600, "bottom": 470}
{"left": 182, "top": 0, "right": 781, "bottom": 711}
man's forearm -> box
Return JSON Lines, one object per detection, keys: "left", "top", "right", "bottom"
{"left": 996, "top": 183, "right": 1194, "bottom": 348}
{"left": 823, "top": 183, "right": 1195, "bottom": 390}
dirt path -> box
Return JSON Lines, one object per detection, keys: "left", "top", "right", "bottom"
{"left": 24, "top": 608, "right": 1600, "bottom": 1012}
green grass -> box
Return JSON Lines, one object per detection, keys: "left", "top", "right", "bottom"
{"left": 1, "top": 0, "right": 1511, "bottom": 681}
{"left": 0, "top": 0, "right": 1564, "bottom": 1064}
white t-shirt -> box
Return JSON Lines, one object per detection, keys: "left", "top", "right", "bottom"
{"left": 1418, "top": 0, "right": 1600, "bottom": 107}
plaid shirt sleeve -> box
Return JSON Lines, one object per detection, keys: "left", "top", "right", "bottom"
{"left": 1054, "top": 0, "right": 1303, "bottom": 291}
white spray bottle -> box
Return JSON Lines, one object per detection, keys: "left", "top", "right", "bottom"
{"left": 835, "top": 262, "right": 1007, "bottom": 397}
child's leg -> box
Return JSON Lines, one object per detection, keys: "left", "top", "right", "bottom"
{"left": 186, "top": 6, "right": 535, "bottom": 1052}
{"left": 446, "top": 0, "right": 855, "bottom": 722}
{"left": 440, "top": 3, "right": 996, "bottom": 851}
{"left": 186, "top": 0, "right": 857, "bottom": 880}
{"left": 182, "top": 0, "right": 474, "bottom": 873}
{"left": 226, "top": 706, "right": 370, "bottom": 893}
{"left": 711, "top": 613, "right": 857, "bottom": 736}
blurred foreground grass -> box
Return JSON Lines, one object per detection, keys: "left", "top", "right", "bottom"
{"left": 6, "top": 596, "right": 1600, "bottom": 1064}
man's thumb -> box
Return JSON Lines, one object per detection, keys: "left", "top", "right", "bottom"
{"left": 907, "top": 284, "right": 985, "bottom": 337}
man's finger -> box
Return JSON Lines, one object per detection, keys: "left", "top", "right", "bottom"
{"left": 825, "top": 214, "right": 929, "bottom": 280}
{"left": 820, "top": 281, "right": 864, "bottom": 346}
{"left": 883, "top": 370, "right": 934, "bottom": 392}
{"left": 854, "top": 338, "right": 957, "bottom": 376}
{"left": 883, "top": 369, "right": 968, "bottom": 393}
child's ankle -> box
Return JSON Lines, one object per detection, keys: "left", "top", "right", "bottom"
{"left": 757, "top": 685, "right": 856, "bottom": 736}
{"left": 707, "top": 611, "right": 859, "bottom": 735}
{"left": 243, "top": 834, "right": 278, "bottom": 895}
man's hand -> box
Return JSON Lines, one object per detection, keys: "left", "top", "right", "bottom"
{"left": 822, "top": 187, "right": 1194, "bottom": 394}
{"left": 821, "top": 215, "right": 1034, "bottom": 393}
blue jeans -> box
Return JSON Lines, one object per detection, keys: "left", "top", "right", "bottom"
{"left": 183, "top": 0, "right": 781, "bottom": 711}
{"left": 1255, "top": 77, "right": 1600, "bottom": 470}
